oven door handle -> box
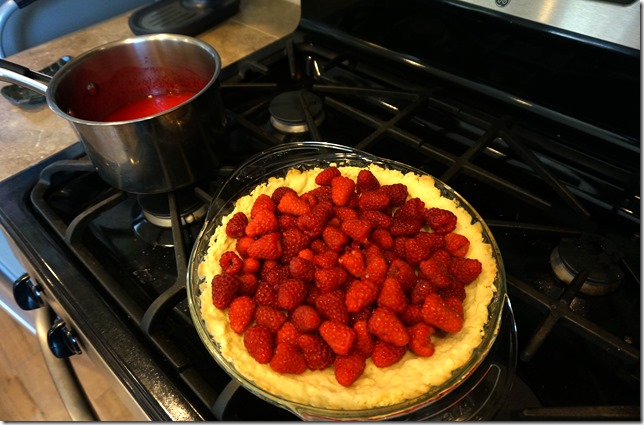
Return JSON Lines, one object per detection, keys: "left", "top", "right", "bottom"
{"left": 35, "top": 306, "right": 98, "bottom": 421}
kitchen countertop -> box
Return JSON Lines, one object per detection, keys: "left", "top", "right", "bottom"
{"left": 0, "top": 0, "right": 300, "bottom": 182}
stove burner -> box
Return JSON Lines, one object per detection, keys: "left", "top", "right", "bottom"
{"left": 269, "top": 91, "right": 325, "bottom": 133}
{"left": 550, "top": 234, "right": 623, "bottom": 296}
{"left": 133, "top": 188, "right": 207, "bottom": 247}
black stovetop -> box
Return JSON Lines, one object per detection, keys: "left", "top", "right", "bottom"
{"left": 0, "top": 0, "right": 639, "bottom": 420}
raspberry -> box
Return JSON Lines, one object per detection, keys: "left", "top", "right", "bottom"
{"left": 238, "top": 273, "right": 259, "bottom": 296}
{"left": 356, "top": 169, "right": 381, "bottom": 193}
{"left": 322, "top": 225, "right": 349, "bottom": 252}
{"left": 387, "top": 258, "right": 416, "bottom": 293}
{"left": 345, "top": 279, "right": 379, "bottom": 313}
{"left": 358, "top": 189, "right": 390, "bottom": 211}
{"left": 425, "top": 207, "right": 457, "bottom": 235}
{"left": 315, "top": 167, "right": 341, "bottom": 186}
{"left": 410, "top": 278, "right": 435, "bottom": 305}
{"left": 242, "top": 257, "right": 261, "bottom": 275}
{"left": 437, "top": 280, "right": 466, "bottom": 302}
{"left": 340, "top": 219, "right": 371, "bottom": 244}
{"left": 243, "top": 325, "right": 275, "bottom": 364}
{"left": 225, "top": 212, "right": 248, "bottom": 238}
{"left": 416, "top": 232, "right": 445, "bottom": 252}
{"left": 271, "top": 186, "right": 297, "bottom": 205}
{"left": 390, "top": 217, "right": 423, "bottom": 237}
{"left": 308, "top": 186, "right": 333, "bottom": 203}
{"left": 288, "top": 256, "right": 315, "bottom": 282}
{"left": 250, "top": 194, "right": 276, "bottom": 219}
{"left": 259, "top": 260, "right": 287, "bottom": 285}
{"left": 403, "top": 238, "right": 431, "bottom": 265}
{"left": 367, "top": 307, "right": 409, "bottom": 347}
{"left": 444, "top": 296, "right": 464, "bottom": 318}
{"left": 278, "top": 191, "right": 312, "bottom": 216}
{"left": 313, "top": 250, "right": 339, "bottom": 269}
{"left": 276, "top": 321, "right": 301, "bottom": 345}
{"left": 394, "top": 198, "right": 425, "bottom": 222}
{"left": 255, "top": 305, "right": 287, "bottom": 333}
{"left": 372, "top": 340, "right": 407, "bottom": 368}
{"left": 430, "top": 249, "right": 451, "bottom": 267}
{"left": 297, "top": 334, "right": 335, "bottom": 370}
{"left": 235, "top": 235, "right": 255, "bottom": 258}
{"left": 352, "top": 320, "right": 375, "bottom": 357}
{"left": 338, "top": 249, "right": 365, "bottom": 278}
{"left": 314, "top": 267, "right": 348, "bottom": 292}
{"left": 227, "top": 295, "right": 256, "bottom": 334}
{"left": 362, "top": 255, "right": 388, "bottom": 285}
{"left": 254, "top": 281, "right": 278, "bottom": 307}
{"left": 444, "top": 233, "right": 470, "bottom": 257}
{"left": 421, "top": 293, "right": 464, "bottom": 333}
{"left": 281, "top": 227, "right": 310, "bottom": 262}
{"left": 211, "top": 273, "right": 240, "bottom": 309}
{"left": 297, "top": 201, "right": 332, "bottom": 238}
{"left": 270, "top": 343, "right": 307, "bottom": 374}
{"left": 245, "top": 209, "right": 279, "bottom": 237}
{"left": 449, "top": 257, "right": 482, "bottom": 284}
{"left": 419, "top": 257, "right": 452, "bottom": 288}
{"left": 377, "top": 277, "right": 408, "bottom": 314}
{"left": 370, "top": 228, "right": 394, "bottom": 250}
{"left": 291, "top": 304, "right": 322, "bottom": 333}
{"left": 399, "top": 304, "right": 423, "bottom": 326}
{"left": 315, "top": 290, "right": 349, "bottom": 324}
{"left": 300, "top": 192, "right": 318, "bottom": 208}
{"left": 298, "top": 248, "right": 315, "bottom": 262}
{"left": 333, "top": 206, "right": 360, "bottom": 221}
{"left": 331, "top": 175, "right": 356, "bottom": 206}
{"left": 408, "top": 322, "right": 435, "bottom": 357}
{"left": 276, "top": 279, "right": 308, "bottom": 311}
{"left": 361, "top": 210, "right": 393, "bottom": 229}
{"left": 319, "top": 321, "right": 356, "bottom": 355}
{"left": 247, "top": 232, "right": 283, "bottom": 260}
{"left": 381, "top": 183, "right": 408, "bottom": 207}
{"left": 333, "top": 352, "right": 366, "bottom": 387}
{"left": 219, "top": 251, "right": 243, "bottom": 275}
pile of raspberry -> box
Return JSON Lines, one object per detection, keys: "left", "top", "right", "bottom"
{"left": 210, "top": 166, "right": 483, "bottom": 387}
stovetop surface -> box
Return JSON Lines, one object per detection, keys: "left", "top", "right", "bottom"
{"left": 0, "top": 1, "right": 640, "bottom": 420}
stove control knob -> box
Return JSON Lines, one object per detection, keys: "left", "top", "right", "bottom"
{"left": 48, "top": 317, "right": 82, "bottom": 358}
{"left": 12, "top": 273, "right": 44, "bottom": 310}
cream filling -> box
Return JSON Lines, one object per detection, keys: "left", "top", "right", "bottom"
{"left": 197, "top": 164, "right": 498, "bottom": 411}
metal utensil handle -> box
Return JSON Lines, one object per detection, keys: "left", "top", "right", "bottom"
{"left": 0, "top": 57, "right": 50, "bottom": 94}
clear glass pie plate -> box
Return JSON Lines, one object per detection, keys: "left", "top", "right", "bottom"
{"left": 187, "top": 141, "right": 507, "bottom": 420}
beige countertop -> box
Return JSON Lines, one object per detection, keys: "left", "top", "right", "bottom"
{"left": 0, "top": 0, "right": 300, "bottom": 182}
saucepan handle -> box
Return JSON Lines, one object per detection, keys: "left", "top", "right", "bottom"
{"left": 0, "top": 57, "right": 50, "bottom": 95}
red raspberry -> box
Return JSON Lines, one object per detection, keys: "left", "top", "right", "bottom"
{"left": 367, "top": 307, "right": 409, "bottom": 347}
{"left": 238, "top": 273, "right": 259, "bottom": 296}
{"left": 444, "top": 233, "right": 470, "bottom": 257}
{"left": 319, "top": 321, "right": 356, "bottom": 355}
{"left": 297, "top": 333, "right": 335, "bottom": 370}
{"left": 410, "top": 278, "right": 435, "bottom": 305}
{"left": 247, "top": 232, "right": 283, "bottom": 260}
{"left": 362, "top": 255, "right": 388, "bottom": 285}
{"left": 227, "top": 295, "right": 256, "bottom": 334}
{"left": 322, "top": 225, "right": 349, "bottom": 252}
{"left": 276, "top": 321, "right": 301, "bottom": 345}
{"left": 254, "top": 282, "right": 278, "bottom": 307}
{"left": 333, "top": 352, "right": 366, "bottom": 387}
{"left": 243, "top": 325, "right": 275, "bottom": 364}
{"left": 377, "top": 277, "right": 408, "bottom": 314}
{"left": 338, "top": 249, "right": 365, "bottom": 278}
{"left": 387, "top": 258, "right": 416, "bottom": 293}
{"left": 358, "top": 189, "right": 390, "bottom": 211}
{"left": 408, "top": 322, "right": 436, "bottom": 357}
{"left": 390, "top": 217, "right": 423, "bottom": 237}
{"left": 313, "top": 250, "right": 339, "bottom": 269}
{"left": 356, "top": 169, "right": 380, "bottom": 193}
{"left": 437, "top": 280, "right": 466, "bottom": 302}
{"left": 333, "top": 206, "right": 360, "bottom": 221}
{"left": 259, "top": 260, "right": 287, "bottom": 285}
{"left": 430, "top": 249, "right": 451, "bottom": 267}
{"left": 308, "top": 186, "right": 333, "bottom": 203}
{"left": 372, "top": 340, "right": 407, "bottom": 368}
{"left": 331, "top": 175, "right": 356, "bottom": 206}
{"left": 276, "top": 279, "right": 308, "bottom": 311}
{"left": 314, "top": 267, "right": 348, "bottom": 292}
{"left": 225, "top": 212, "right": 248, "bottom": 238}
{"left": 425, "top": 207, "right": 457, "bottom": 235}
{"left": 281, "top": 227, "right": 310, "bottom": 262}
{"left": 419, "top": 257, "right": 452, "bottom": 288}
{"left": 315, "top": 167, "right": 341, "bottom": 186}
{"left": 340, "top": 219, "right": 372, "bottom": 244}
{"left": 235, "top": 235, "right": 255, "bottom": 258}
{"left": 242, "top": 257, "right": 261, "bottom": 275}
{"left": 421, "top": 293, "right": 464, "bottom": 333}
{"left": 255, "top": 305, "right": 287, "bottom": 333}
{"left": 219, "top": 251, "right": 243, "bottom": 275}
{"left": 288, "top": 256, "right": 316, "bottom": 282}
{"left": 278, "top": 191, "right": 312, "bottom": 216}
{"left": 370, "top": 228, "right": 394, "bottom": 250}
{"left": 250, "top": 194, "right": 276, "bottom": 219}
{"left": 270, "top": 342, "right": 307, "bottom": 374}
{"left": 403, "top": 237, "right": 431, "bottom": 265}
{"left": 245, "top": 209, "right": 279, "bottom": 237}
{"left": 315, "top": 290, "right": 349, "bottom": 324}
{"left": 449, "top": 257, "right": 482, "bottom": 284}
{"left": 381, "top": 183, "right": 408, "bottom": 207}
{"left": 399, "top": 304, "right": 423, "bottom": 326}
{"left": 278, "top": 213, "right": 298, "bottom": 231}
{"left": 271, "top": 186, "right": 297, "bottom": 205}
{"left": 415, "top": 231, "right": 445, "bottom": 252}
{"left": 297, "top": 201, "right": 332, "bottom": 238}
{"left": 394, "top": 197, "right": 425, "bottom": 222}
{"left": 444, "top": 296, "right": 464, "bottom": 318}
{"left": 300, "top": 192, "right": 318, "bottom": 208}
{"left": 352, "top": 320, "right": 375, "bottom": 357}
{"left": 211, "top": 273, "right": 240, "bottom": 309}
{"left": 361, "top": 210, "right": 393, "bottom": 229}
{"left": 291, "top": 304, "right": 322, "bottom": 333}
{"left": 345, "top": 279, "right": 379, "bottom": 313}
{"left": 298, "top": 248, "right": 315, "bottom": 262}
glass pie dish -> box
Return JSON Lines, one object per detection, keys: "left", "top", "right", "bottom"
{"left": 187, "top": 141, "right": 507, "bottom": 420}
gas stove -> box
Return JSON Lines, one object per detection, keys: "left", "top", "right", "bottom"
{"left": 0, "top": 0, "right": 639, "bottom": 420}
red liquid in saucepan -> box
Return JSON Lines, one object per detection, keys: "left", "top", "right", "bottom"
{"left": 103, "top": 92, "right": 196, "bottom": 121}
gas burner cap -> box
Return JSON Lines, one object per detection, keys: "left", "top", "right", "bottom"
{"left": 137, "top": 189, "right": 207, "bottom": 229}
{"left": 550, "top": 234, "right": 623, "bottom": 296}
{"left": 269, "top": 91, "right": 325, "bottom": 134}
